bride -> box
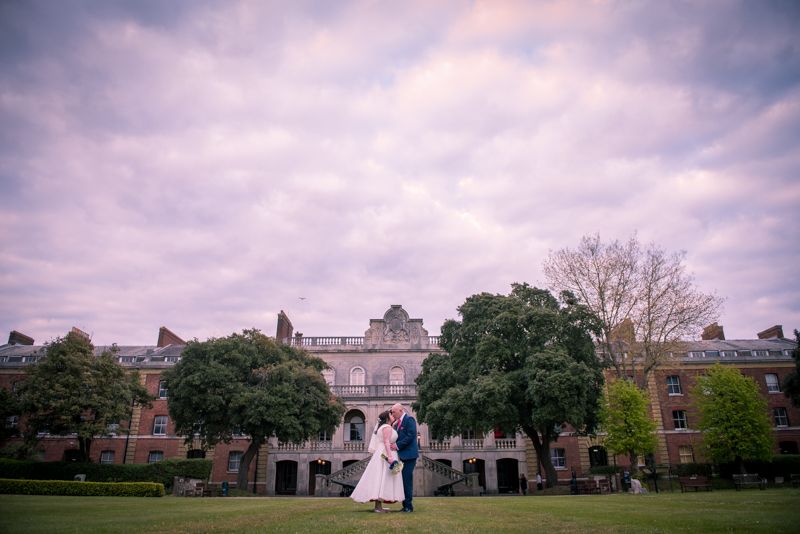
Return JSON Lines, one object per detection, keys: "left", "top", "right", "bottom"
{"left": 350, "top": 410, "right": 404, "bottom": 512}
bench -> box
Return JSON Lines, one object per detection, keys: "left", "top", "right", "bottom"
{"left": 732, "top": 473, "right": 766, "bottom": 491}
{"left": 791, "top": 474, "right": 800, "bottom": 488}
{"left": 679, "top": 475, "right": 712, "bottom": 492}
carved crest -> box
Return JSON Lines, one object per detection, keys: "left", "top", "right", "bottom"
{"left": 383, "top": 305, "right": 410, "bottom": 343}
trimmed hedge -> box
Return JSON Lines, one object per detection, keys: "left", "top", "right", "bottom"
{"left": 672, "top": 463, "right": 713, "bottom": 477}
{"left": 0, "top": 478, "right": 164, "bottom": 497}
{"left": 0, "top": 458, "right": 211, "bottom": 491}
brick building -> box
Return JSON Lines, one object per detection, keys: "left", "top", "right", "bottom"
{"left": 1, "top": 307, "right": 797, "bottom": 495}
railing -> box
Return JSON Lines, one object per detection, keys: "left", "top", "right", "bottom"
{"left": 461, "top": 439, "right": 484, "bottom": 450}
{"left": 494, "top": 438, "right": 517, "bottom": 449}
{"left": 331, "top": 384, "right": 416, "bottom": 398}
{"left": 309, "top": 441, "right": 332, "bottom": 450}
{"left": 343, "top": 442, "right": 365, "bottom": 452}
{"left": 422, "top": 455, "right": 468, "bottom": 484}
{"left": 288, "top": 336, "right": 440, "bottom": 348}
{"left": 327, "top": 456, "right": 371, "bottom": 489}
{"left": 428, "top": 440, "right": 451, "bottom": 451}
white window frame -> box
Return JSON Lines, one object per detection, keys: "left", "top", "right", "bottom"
{"left": 153, "top": 416, "right": 168, "bottom": 436}
{"left": 158, "top": 380, "right": 168, "bottom": 399}
{"left": 765, "top": 374, "right": 781, "bottom": 393}
{"left": 349, "top": 367, "right": 365, "bottom": 386}
{"left": 389, "top": 366, "right": 405, "bottom": 385}
{"left": 774, "top": 407, "right": 789, "bottom": 427}
{"left": 672, "top": 410, "right": 688, "bottom": 430}
{"left": 228, "top": 451, "right": 243, "bottom": 472}
{"left": 667, "top": 375, "right": 682, "bottom": 395}
{"left": 551, "top": 448, "right": 566, "bottom": 469}
{"left": 148, "top": 450, "right": 164, "bottom": 463}
{"left": 100, "top": 450, "right": 115, "bottom": 464}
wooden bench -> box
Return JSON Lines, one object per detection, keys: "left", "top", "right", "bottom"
{"left": 679, "top": 475, "right": 712, "bottom": 492}
{"left": 732, "top": 474, "right": 766, "bottom": 490}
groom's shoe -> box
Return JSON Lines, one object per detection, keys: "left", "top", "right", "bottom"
{"left": 401, "top": 508, "right": 413, "bottom": 513}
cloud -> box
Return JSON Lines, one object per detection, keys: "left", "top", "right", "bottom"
{"left": 1, "top": 0, "right": 798, "bottom": 345}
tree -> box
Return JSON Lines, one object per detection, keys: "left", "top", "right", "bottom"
{"left": 600, "top": 379, "right": 657, "bottom": 471}
{"left": 693, "top": 364, "right": 772, "bottom": 472}
{"left": 543, "top": 234, "right": 723, "bottom": 381}
{"left": 163, "top": 329, "right": 345, "bottom": 490}
{"left": 782, "top": 329, "right": 800, "bottom": 407}
{"left": 414, "top": 283, "right": 604, "bottom": 488}
{"left": 0, "top": 387, "right": 20, "bottom": 442}
{"left": 17, "top": 331, "right": 152, "bottom": 462}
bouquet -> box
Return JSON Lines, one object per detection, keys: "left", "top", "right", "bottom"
{"left": 381, "top": 453, "right": 404, "bottom": 475}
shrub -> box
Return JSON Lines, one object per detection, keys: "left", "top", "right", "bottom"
{"left": 0, "top": 478, "right": 164, "bottom": 497}
{"left": 0, "top": 458, "right": 211, "bottom": 491}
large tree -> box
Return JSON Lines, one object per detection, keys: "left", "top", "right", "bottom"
{"left": 414, "top": 283, "right": 604, "bottom": 487}
{"left": 693, "top": 364, "right": 772, "bottom": 472}
{"left": 543, "top": 234, "right": 722, "bottom": 381}
{"left": 163, "top": 329, "right": 345, "bottom": 490}
{"left": 782, "top": 329, "right": 800, "bottom": 407}
{"left": 17, "top": 331, "right": 152, "bottom": 462}
{"left": 600, "top": 379, "right": 657, "bottom": 471}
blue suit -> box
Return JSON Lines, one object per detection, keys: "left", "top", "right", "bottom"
{"left": 395, "top": 413, "right": 418, "bottom": 511}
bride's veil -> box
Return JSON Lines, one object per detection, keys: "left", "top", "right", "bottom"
{"left": 367, "top": 421, "right": 381, "bottom": 453}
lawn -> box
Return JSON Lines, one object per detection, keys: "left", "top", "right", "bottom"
{"left": 1, "top": 490, "right": 799, "bottom": 533}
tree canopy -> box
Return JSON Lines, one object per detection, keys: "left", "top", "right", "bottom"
{"left": 17, "top": 331, "right": 152, "bottom": 462}
{"left": 600, "top": 379, "right": 657, "bottom": 470}
{"left": 414, "top": 283, "right": 604, "bottom": 487}
{"left": 782, "top": 329, "right": 800, "bottom": 408}
{"left": 693, "top": 364, "right": 772, "bottom": 470}
{"left": 163, "top": 329, "right": 345, "bottom": 490}
{"left": 543, "top": 233, "right": 723, "bottom": 381}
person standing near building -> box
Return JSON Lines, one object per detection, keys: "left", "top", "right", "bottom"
{"left": 390, "top": 403, "right": 418, "bottom": 512}
{"left": 536, "top": 472, "right": 543, "bottom": 491}
{"left": 519, "top": 473, "right": 528, "bottom": 495}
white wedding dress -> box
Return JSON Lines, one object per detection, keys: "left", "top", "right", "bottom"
{"left": 350, "top": 424, "right": 404, "bottom": 503}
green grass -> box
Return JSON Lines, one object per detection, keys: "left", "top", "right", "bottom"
{"left": 1, "top": 490, "right": 799, "bottom": 533}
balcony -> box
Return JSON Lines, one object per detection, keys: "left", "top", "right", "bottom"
{"left": 330, "top": 384, "right": 416, "bottom": 399}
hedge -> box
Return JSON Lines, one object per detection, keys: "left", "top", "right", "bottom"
{"left": 0, "top": 458, "right": 211, "bottom": 491}
{"left": 0, "top": 478, "right": 164, "bottom": 497}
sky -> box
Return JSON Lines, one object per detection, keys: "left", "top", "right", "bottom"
{"left": 1, "top": 0, "right": 799, "bottom": 346}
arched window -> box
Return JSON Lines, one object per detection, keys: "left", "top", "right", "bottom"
{"left": 349, "top": 367, "right": 365, "bottom": 386}
{"left": 389, "top": 366, "right": 405, "bottom": 385}
{"left": 344, "top": 410, "right": 365, "bottom": 442}
{"left": 322, "top": 369, "right": 335, "bottom": 386}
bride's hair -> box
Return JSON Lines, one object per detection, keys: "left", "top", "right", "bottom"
{"left": 375, "top": 410, "right": 391, "bottom": 433}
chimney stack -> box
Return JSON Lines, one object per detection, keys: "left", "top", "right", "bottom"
{"left": 757, "top": 325, "right": 784, "bottom": 339}
{"left": 276, "top": 310, "right": 294, "bottom": 344}
{"left": 701, "top": 323, "right": 725, "bottom": 340}
{"left": 157, "top": 326, "right": 186, "bottom": 347}
{"left": 70, "top": 327, "right": 91, "bottom": 341}
{"left": 8, "top": 330, "right": 34, "bottom": 345}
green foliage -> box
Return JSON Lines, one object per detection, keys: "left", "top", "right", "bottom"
{"left": 0, "top": 478, "right": 164, "bottom": 497}
{"left": 0, "top": 388, "right": 19, "bottom": 441}
{"left": 672, "top": 463, "right": 713, "bottom": 477}
{"left": 782, "top": 330, "right": 800, "bottom": 408}
{"left": 414, "top": 283, "right": 604, "bottom": 487}
{"left": 693, "top": 364, "right": 773, "bottom": 466}
{"left": 163, "top": 329, "right": 345, "bottom": 488}
{"left": 0, "top": 458, "right": 210, "bottom": 490}
{"left": 600, "top": 379, "right": 657, "bottom": 467}
{"left": 16, "top": 332, "right": 153, "bottom": 462}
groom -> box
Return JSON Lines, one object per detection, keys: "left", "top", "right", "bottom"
{"left": 390, "top": 403, "right": 418, "bottom": 512}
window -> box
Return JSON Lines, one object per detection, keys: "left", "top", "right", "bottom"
{"left": 100, "top": 450, "right": 115, "bottom": 464}
{"left": 774, "top": 407, "right": 790, "bottom": 427}
{"left": 148, "top": 451, "right": 164, "bottom": 463}
{"left": 322, "top": 369, "right": 335, "bottom": 386}
{"left": 389, "top": 366, "right": 405, "bottom": 385}
{"left": 672, "top": 410, "right": 688, "bottom": 430}
{"left": 119, "top": 356, "right": 135, "bottom": 363}
{"left": 667, "top": 376, "right": 682, "bottom": 395}
{"left": 688, "top": 351, "right": 704, "bottom": 358}
{"left": 461, "top": 429, "right": 483, "bottom": 440}
{"left": 228, "top": 451, "right": 243, "bottom": 472}
{"left": 765, "top": 374, "right": 781, "bottom": 393}
{"left": 721, "top": 351, "right": 736, "bottom": 358}
{"left": 344, "top": 411, "right": 364, "bottom": 442}
{"left": 754, "top": 350, "right": 768, "bottom": 357}
{"left": 704, "top": 351, "right": 720, "bottom": 357}
{"left": 158, "top": 381, "right": 168, "bottom": 399}
{"left": 349, "top": 367, "right": 365, "bottom": 386}
{"left": 551, "top": 448, "right": 566, "bottom": 469}
{"left": 318, "top": 430, "right": 331, "bottom": 442}
{"left": 679, "top": 445, "right": 694, "bottom": 464}
{"left": 153, "top": 416, "right": 168, "bottom": 436}
{"left": 5, "top": 415, "right": 19, "bottom": 429}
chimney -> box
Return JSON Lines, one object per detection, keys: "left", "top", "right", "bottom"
{"left": 701, "top": 323, "right": 725, "bottom": 340}
{"left": 276, "top": 310, "right": 294, "bottom": 344}
{"left": 610, "top": 318, "right": 635, "bottom": 344}
{"left": 757, "top": 325, "right": 784, "bottom": 339}
{"left": 157, "top": 326, "right": 186, "bottom": 347}
{"left": 8, "top": 330, "right": 34, "bottom": 345}
{"left": 70, "top": 327, "right": 91, "bottom": 341}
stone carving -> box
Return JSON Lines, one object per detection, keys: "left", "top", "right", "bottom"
{"left": 383, "top": 305, "right": 410, "bottom": 343}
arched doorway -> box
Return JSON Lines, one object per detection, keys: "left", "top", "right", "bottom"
{"left": 496, "top": 458, "right": 519, "bottom": 494}
{"left": 463, "top": 458, "right": 486, "bottom": 493}
{"left": 589, "top": 446, "right": 608, "bottom": 467}
{"left": 308, "top": 459, "right": 331, "bottom": 496}
{"left": 344, "top": 410, "right": 366, "bottom": 444}
{"left": 275, "top": 460, "right": 298, "bottom": 495}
